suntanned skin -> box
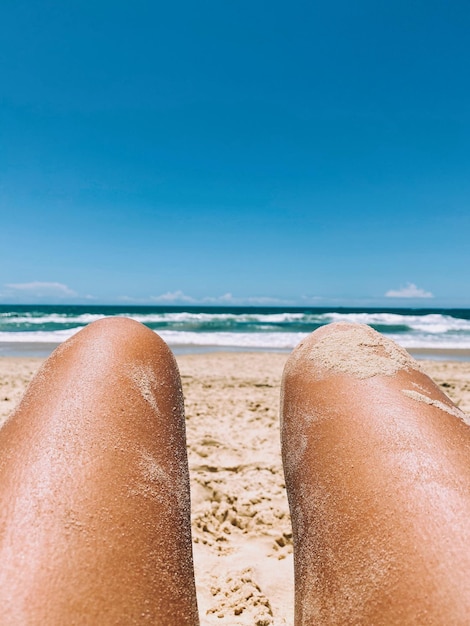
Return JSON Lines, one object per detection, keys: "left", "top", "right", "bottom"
{"left": 281, "top": 323, "right": 470, "bottom": 625}
{"left": 3, "top": 318, "right": 470, "bottom": 625}
{"left": 0, "top": 318, "right": 199, "bottom": 625}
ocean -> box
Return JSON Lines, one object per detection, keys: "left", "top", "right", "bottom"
{"left": 1, "top": 305, "right": 470, "bottom": 360}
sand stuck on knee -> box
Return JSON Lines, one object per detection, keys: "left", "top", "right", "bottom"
{"left": 286, "top": 323, "right": 422, "bottom": 380}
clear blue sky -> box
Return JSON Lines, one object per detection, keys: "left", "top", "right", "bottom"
{"left": 1, "top": 0, "right": 469, "bottom": 306}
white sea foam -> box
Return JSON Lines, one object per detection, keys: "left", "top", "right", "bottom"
{"left": 1, "top": 309, "right": 470, "bottom": 356}
{"left": 0, "top": 313, "right": 106, "bottom": 325}
{"left": 0, "top": 329, "right": 304, "bottom": 349}
{"left": 101, "top": 311, "right": 307, "bottom": 324}
{"left": 1, "top": 328, "right": 470, "bottom": 351}
{"left": 0, "top": 312, "right": 305, "bottom": 325}
{"left": 326, "top": 312, "right": 470, "bottom": 333}
{"left": 2, "top": 311, "right": 469, "bottom": 334}
{"left": 0, "top": 329, "right": 82, "bottom": 342}
{"left": 159, "top": 330, "right": 306, "bottom": 348}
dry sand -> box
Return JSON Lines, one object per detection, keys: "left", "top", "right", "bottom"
{"left": 1, "top": 352, "right": 470, "bottom": 625}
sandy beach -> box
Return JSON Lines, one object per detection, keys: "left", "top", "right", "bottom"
{"left": 1, "top": 352, "right": 470, "bottom": 625}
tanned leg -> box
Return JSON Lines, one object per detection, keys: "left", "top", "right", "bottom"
{"left": 281, "top": 323, "right": 470, "bottom": 625}
{"left": 0, "top": 318, "right": 199, "bottom": 625}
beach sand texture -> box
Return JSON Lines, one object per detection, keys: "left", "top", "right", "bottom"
{"left": 1, "top": 352, "right": 470, "bottom": 625}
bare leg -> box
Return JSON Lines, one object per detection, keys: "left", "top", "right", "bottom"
{"left": 0, "top": 318, "right": 199, "bottom": 625}
{"left": 281, "top": 323, "right": 470, "bottom": 625}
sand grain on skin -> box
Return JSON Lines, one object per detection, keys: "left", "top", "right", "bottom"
{"left": 401, "top": 389, "right": 470, "bottom": 424}
{"left": 286, "top": 323, "right": 422, "bottom": 380}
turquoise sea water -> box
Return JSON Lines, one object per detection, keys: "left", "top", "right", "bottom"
{"left": 1, "top": 305, "right": 470, "bottom": 359}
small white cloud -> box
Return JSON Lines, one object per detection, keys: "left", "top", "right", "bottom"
{"left": 5, "top": 281, "right": 77, "bottom": 297}
{"left": 200, "top": 293, "right": 235, "bottom": 304}
{"left": 301, "top": 295, "right": 325, "bottom": 303}
{"left": 243, "top": 295, "right": 291, "bottom": 305}
{"left": 199, "top": 293, "right": 290, "bottom": 306}
{"left": 385, "top": 283, "right": 434, "bottom": 298}
{"left": 145, "top": 291, "right": 292, "bottom": 305}
{"left": 201, "top": 293, "right": 291, "bottom": 305}
{"left": 213, "top": 292, "right": 235, "bottom": 303}
{"left": 150, "top": 290, "right": 197, "bottom": 303}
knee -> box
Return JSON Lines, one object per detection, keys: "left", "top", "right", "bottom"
{"left": 82, "top": 316, "right": 157, "bottom": 342}
{"left": 87, "top": 315, "right": 164, "bottom": 343}
{"left": 291, "top": 322, "right": 366, "bottom": 363}
{"left": 283, "top": 322, "right": 354, "bottom": 383}
{"left": 284, "top": 322, "right": 415, "bottom": 383}
{"left": 54, "top": 316, "right": 173, "bottom": 370}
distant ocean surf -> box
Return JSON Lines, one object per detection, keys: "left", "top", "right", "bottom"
{"left": 1, "top": 305, "right": 470, "bottom": 359}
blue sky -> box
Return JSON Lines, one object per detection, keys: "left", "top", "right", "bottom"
{"left": 1, "top": 0, "right": 469, "bottom": 306}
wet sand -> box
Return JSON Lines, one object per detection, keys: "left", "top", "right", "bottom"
{"left": 1, "top": 353, "right": 469, "bottom": 625}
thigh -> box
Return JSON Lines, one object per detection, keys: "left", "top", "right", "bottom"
{"left": 0, "top": 318, "right": 199, "bottom": 625}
